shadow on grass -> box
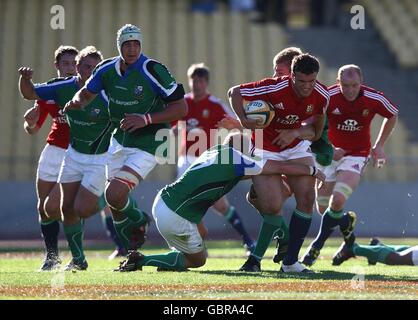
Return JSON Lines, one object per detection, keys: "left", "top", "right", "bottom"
{"left": 198, "top": 269, "right": 418, "bottom": 282}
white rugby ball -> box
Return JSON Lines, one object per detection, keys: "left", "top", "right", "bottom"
{"left": 244, "top": 100, "right": 275, "bottom": 128}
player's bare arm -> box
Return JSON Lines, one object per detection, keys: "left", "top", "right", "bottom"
{"left": 23, "top": 105, "right": 41, "bottom": 134}
{"left": 63, "top": 87, "right": 96, "bottom": 112}
{"left": 371, "top": 114, "right": 397, "bottom": 167}
{"left": 120, "top": 98, "right": 188, "bottom": 133}
{"left": 228, "top": 86, "right": 263, "bottom": 130}
{"left": 18, "top": 67, "right": 40, "bottom": 100}
{"left": 260, "top": 160, "right": 326, "bottom": 182}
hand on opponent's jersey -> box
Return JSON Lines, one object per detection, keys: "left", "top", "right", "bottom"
{"left": 120, "top": 113, "right": 148, "bottom": 132}
{"left": 272, "top": 129, "right": 299, "bottom": 149}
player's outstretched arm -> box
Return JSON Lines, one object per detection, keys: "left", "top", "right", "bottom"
{"left": 18, "top": 67, "right": 40, "bottom": 101}
{"left": 63, "top": 87, "right": 96, "bottom": 112}
{"left": 260, "top": 160, "right": 325, "bottom": 182}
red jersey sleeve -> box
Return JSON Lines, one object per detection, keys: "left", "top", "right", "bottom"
{"left": 363, "top": 88, "right": 398, "bottom": 119}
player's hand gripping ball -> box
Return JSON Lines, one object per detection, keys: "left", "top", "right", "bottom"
{"left": 244, "top": 100, "right": 275, "bottom": 128}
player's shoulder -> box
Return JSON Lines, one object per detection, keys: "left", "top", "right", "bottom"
{"left": 327, "top": 84, "right": 341, "bottom": 96}
{"left": 240, "top": 76, "right": 289, "bottom": 93}
{"left": 46, "top": 76, "right": 75, "bottom": 85}
{"left": 361, "top": 85, "right": 385, "bottom": 97}
{"left": 208, "top": 94, "right": 225, "bottom": 106}
{"left": 93, "top": 56, "right": 118, "bottom": 74}
{"left": 36, "top": 99, "right": 57, "bottom": 107}
{"left": 313, "top": 80, "right": 330, "bottom": 100}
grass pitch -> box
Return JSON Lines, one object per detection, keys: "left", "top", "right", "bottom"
{"left": 0, "top": 239, "right": 417, "bottom": 300}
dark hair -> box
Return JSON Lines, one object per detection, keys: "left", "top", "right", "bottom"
{"left": 273, "top": 47, "right": 303, "bottom": 69}
{"left": 291, "top": 54, "right": 320, "bottom": 75}
{"left": 54, "top": 45, "right": 78, "bottom": 64}
{"left": 187, "top": 63, "right": 210, "bottom": 82}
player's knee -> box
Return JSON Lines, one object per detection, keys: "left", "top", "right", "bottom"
{"left": 105, "top": 181, "right": 127, "bottom": 209}
{"left": 189, "top": 255, "right": 206, "bottom": 268}
{"left": 74, "top": 202, "right": 96, "bottom": 219}
{"left": 296, "top": 190, "right": 316, "bottom": 212}
{"left": 330, "top": 194, "right": 346, "bottom": 211}
{"left": 256, "top": 200, "right": 282, "bottom": 214}
{"left": 44, "top": 197, "right": 61, "bottom": 219}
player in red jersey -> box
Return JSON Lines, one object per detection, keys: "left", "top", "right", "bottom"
{"left": 229, "top": 54, "right": 329, "bottom": 273}
{"left": 174, "top": 63, "right": 255, "bottom": 253}
{"left": 20, "top": 45, "right": 78, "bottom": 271}
{"left": 301, "top": 64, "right": 398, "bottom": 267}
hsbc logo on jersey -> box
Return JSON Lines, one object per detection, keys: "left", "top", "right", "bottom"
{"left": 337, "top": 119, "right": 363, "bottom": 131}
{"left": 277, "top": 115, "right": 299, "bottom": 125}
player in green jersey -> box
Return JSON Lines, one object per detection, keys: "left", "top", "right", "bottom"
{"left": 18, "top": 46, "right": 111, "bottom": 271}
{"left": 64, "top": 25, "right": 188, "bottom": 255}
{"left": 115, "top": 132, "right": 325, "bottom": 272}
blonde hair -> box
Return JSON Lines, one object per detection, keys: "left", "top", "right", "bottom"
{"left": 273, "top": 47, "right": 303, "bottom": 68}
{"left": 76, "top": 46, "right": 103, "bottom": 65}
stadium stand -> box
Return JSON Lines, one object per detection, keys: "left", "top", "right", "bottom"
{"left": 1, "top": 0, "right": 417, "bottom": 182}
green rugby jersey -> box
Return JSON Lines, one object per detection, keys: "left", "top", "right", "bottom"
{"left": 161, "top": 145, "right": 262, "bottom": 224}
{"left": 35, "top": 76, "right": 112, "bottom": 154}
{"left": 85, "top": 54, "right": 185, "bottom": 155}
{"left": 311, "top": 115, "right": 334, "bottom": 166}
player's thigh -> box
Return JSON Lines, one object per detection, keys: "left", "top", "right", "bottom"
{"left": 252, "top": 174, "right": 284, "bottom": 214}
{"left": 43, "top": 183, "right": 62, "bottom": 220}
{"left": 286, "top": 156, "right": 316, "bottom": 212}
{"left": 74, "top": 185, "right": 101, "bottom": 219}
{"left": 212, "top": 195, "right": 230, "bottom": 215}
{"left": 60, "top": 182, "right": 81, "bottom": 214}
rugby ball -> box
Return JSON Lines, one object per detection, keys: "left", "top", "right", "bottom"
{"left": 244, "top": 100, "right": 275, "bottom": 128}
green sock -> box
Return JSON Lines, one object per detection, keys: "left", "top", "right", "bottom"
{"left": 113, "top": 217, "right": 136, "bottom": 250}
{"left": 252, "top": 214, "right": 285, "bottom": 261}
{"left": 63, "top": 221, "right": 85, "bottom": 263}
{"left": 353, "top": 244, "right": 396, "bottom": 264}
{"left": 275, "top": 220, "right": 289, "bottom": 245}
{"left": 141, "top": 251, "right": 187, "bottom": 270}
{"left": 98, "top": 193, "right": 107, "bottom": 212}
{"left": 119, "top": 196, "right": 146, "bottom": 225}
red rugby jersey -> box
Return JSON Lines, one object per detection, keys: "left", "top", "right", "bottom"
{"left": 35, "top": 100, "right": 69, "bottom": 149}
{"left": 240, "top": 75, "right": 329, "bottom": 152}
{"left": 327, "top": 85, "right": 398, "bottom": 157}
{"left": 175, "top": 93, "right": 234, "bottom": 157}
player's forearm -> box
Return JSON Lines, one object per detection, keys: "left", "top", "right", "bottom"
{"left": 19, "top": 77, "right": 39, "bottom": 100}
{"left": 228, "top": 86, "right": 246, "bottom": 121}
{"left": 374, "top": 115, "right": 397, "bottom": 147}
{"left": 293, "top": 125, "right": 316, "bottom": 141}
{"left": 75, "top": 87, "right": 95, "bottom": 108}
{"left": 261, "top": 160, "right": 314, "bottom": 177}
{"left": 148, "top": 98, "right": 188, "bottom": 124}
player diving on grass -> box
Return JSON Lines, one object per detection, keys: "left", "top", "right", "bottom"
{"left": 332, "top": 237, "right": 418, "bottom": 267}
{"left": 19, "top": 46, "right": 112, "bottom": 271}
{"left": 115, "top": 131, "right": 325, "bottom": 272}
{"left": 64, "top": 24, "right": 188, "bottom": 263}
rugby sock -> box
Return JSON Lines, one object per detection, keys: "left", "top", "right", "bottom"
{"left": 119, "top": 196, "right": 147, "bottom": 225}
{"left": 310, "top": 207, "right": 343, "bottom": 250}
{"left": 141, "top": 251, "right": 187, "bottom": 270}
{"left": 224, "top": 206, "right": 254, "bottom": 248}
{"left": 352, "top": 244, "right": 396, "bottom": 264}
{"left": 283, "top": 209, "right": 312, "bottom": 265}
{"left": 103, "top": 215, "right": 124, "bottom": 251}
{"left": 112, "top": 217, "right": 134, "bottom": 250}
{"left": 251, "top": 214, "right": 286, "bottom": 261}
{"left": 63, "top": 220, "right": 85, "bottom": 264}
{"left": 40, "top": 219, "right": 60, "bottom": 258}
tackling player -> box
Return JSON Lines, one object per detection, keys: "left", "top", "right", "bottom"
{"left": 115, "top": 132, "right": 325, "bottom": 272}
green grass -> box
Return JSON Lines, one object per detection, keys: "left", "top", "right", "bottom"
{"left": 0, "top": 239, "right": 417, "bottom": 300}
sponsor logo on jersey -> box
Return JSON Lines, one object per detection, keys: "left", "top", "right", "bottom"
{"left": 202, "top": 109, "right": 210, "bottom": 118}
{"left": 134, "top": 85, "right": 143, "bottom": 98}
{"left": 115, "top": 85, "right": 128, "bottom": 91}
{"left": 90, "top": 108, "right": 101, "bottom": 118}
{"left": 332, "top": 108, "right": 342, "bottom": 115}
{"left": 306, "top": 104, "right": 314, "bottom": 114}
{"left": 274, "top": 102, "right": 285, "bottom": 110}
{"left": 277, "top": 114, "right": 299, "bottom": 125}
{"left": 362, "top": 109, "right": 369, "bottom": 117}
{"left": 337, "top": 119, "right": 362, "bottom": 131}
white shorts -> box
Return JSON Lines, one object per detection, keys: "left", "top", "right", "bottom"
{"left": 252, "top": 140, "right": 313, "bottom": 169}
{"left": 37, "top": 144, "right": 67, "bottom": 182}
{"left": 106, "top": 137, "right": 160, "bottom": 180}
{"left": 58, "top": 146, "right": 108, "bottom": 197}
{"left": 316, "top": 156, "right": 368, "bottom": 182}
{"left": 152, "top": 193, "right": 204, "bottom": 254}
{"left": 176, "top": 155, "right": 198, "bottom": 178}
